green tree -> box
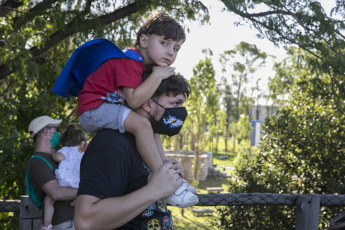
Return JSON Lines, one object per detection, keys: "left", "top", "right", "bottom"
{"left": 1, "top": 0, "right": 209, "bottom": 80}
{"left": 233, "top": 114, "right": 251, "bottom": 145}
{"left": 185, "top": 57, "right": 218, "bottom": 180}
{"left": 219, "top": 41, "right": 267, "bottom": 152}
{"left": 268, "top": 47, "right": 306, "bottom": 106}
{"left": 219, "top": 77, "right": 234, "bottom": 152}
{"left": 219, "top": 49, "right": 345, "bottom": 229}
{"left": 221, "top": 0, "right": 345, "bottom": 112}
{"left": 217, "top": 1, "right": 345, "bottom": 228}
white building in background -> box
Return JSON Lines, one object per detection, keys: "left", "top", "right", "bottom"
{"left": 249, "top": 104, "right": 278, "bottom": 146}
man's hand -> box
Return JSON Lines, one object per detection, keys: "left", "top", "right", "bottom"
{"left": 147, "top": 162, "right": 183, "bottom": 200}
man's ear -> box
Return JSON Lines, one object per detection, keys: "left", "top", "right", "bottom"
{"left": 142, "top": 99, "right": 153, "bottom": 113}
{"left": 43, "top": 127, "right": 49, "bottom": 136}
{"left": 139, "top": 34, "right": 148, "bottom": 48}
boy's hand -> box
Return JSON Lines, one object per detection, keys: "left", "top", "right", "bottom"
{"left": 152, "top": 66, "right": 175, "bottom": 80}
{"left": 164, "top": 158, "right": 185, "bottom": 178}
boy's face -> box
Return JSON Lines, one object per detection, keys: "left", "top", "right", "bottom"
{"left": 140, "top": 34, "right": 183, "bottom": 66}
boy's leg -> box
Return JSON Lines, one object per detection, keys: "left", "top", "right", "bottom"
{"left": 124, "top": 111, "right": 163, "bottom": 172}
{"left": 153, "top": 133, "right": 168, "bottom": 163}
{"left": 42, "top": 195, "right": 55, "bottom": 229}
{"left": 152, "top": 128, "right": 199, "bottom": 207}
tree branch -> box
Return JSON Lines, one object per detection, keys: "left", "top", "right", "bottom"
{"left": 231, "top": 4, "right": 344, "bottom": 59}
{"left": 0, "top": 0, "right": 23, "bottom": 17}
{"left": 0, "top": 1, "right": 141, "bottom": 80}
{"left": 247, "top": 15, "right": 322, "bottom": 60}
{"left": 12, "top": 0, "right": 63, "bottom": 29}
{"left": 30, "top": 0, "right": 59, "bottom": 13}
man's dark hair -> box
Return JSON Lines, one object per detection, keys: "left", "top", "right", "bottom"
{"left": 135, "top": 11, "right": 186, "bottom": 47}
{"left": 60, "top": 123, "right": 87, "bottom": 147}
{"left": 142, "top": 68, "right": 191, "bottom": 99}
{"left": 33, "top": 129, "right": 44, "bottom": 142}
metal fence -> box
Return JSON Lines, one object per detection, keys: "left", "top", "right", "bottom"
{"left": 1, "top": 193, "right": 345, "bottom": 229}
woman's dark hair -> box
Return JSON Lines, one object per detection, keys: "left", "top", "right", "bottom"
{"left": 60, "top": 124, "right": 87, "bottom": 147}
{"left": 135, "top": 11, "right": 186, "bottom": 48}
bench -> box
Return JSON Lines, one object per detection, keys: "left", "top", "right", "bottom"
{"left": 217, "top": 165, "right": 235, "bottom": 171}
{"left": 192, "top": 208, "right": 214, "bottom": 216}
{"left": 206, "top": 187, "right": 224, "bottom": 193}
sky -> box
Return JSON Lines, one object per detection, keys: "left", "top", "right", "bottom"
{"left": 172, "top": 0, "right": 334, "bottom": 102}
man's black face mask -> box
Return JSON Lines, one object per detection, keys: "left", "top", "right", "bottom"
{"left": 149, "top": 100, "right": 188, "bottom": 137}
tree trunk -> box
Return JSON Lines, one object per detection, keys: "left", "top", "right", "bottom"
{"left": 215, "top": 131, "right": 219, "bottom": 154}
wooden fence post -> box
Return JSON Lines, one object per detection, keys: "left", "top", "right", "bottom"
{"left": 19, "top": 195, "right": 42, "bottom": 230}
{"left": 295, "top": 195, "right": 320, "bottom": 230}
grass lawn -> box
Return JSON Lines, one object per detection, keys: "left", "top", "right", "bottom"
{"left": 170, "top": 206, "right": 218, "bottom": 229}
{"left": 212, "top": 152, "right": 236, "bottom": 167}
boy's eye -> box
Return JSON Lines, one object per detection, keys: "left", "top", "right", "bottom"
{"left": 161, "top": 41, "right": 168, "bottom": 46}
{"left": 173, "top": 47, "right": 180, "bottom": 52}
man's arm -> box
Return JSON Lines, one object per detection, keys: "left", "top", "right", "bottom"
{"left": 74, "top": 162, "right": 183, "bottom": 230}
{"left": 42, "top": 180, "right": 77, "bottom": 201}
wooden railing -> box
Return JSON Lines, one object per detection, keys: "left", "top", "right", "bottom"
{"left": 1, "top": 193, "right": 345, "bottom": 230}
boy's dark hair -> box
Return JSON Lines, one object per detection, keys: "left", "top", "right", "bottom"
{"left": 142, "top": 68, "right": 191, "bottom": 99}
{"left": 135, "top": 11, "right": 186, "bottom": 47}
{"left": 60, "top": 123, "right": 87, "bottom": 147}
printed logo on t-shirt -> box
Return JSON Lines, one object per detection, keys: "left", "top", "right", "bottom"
{"left": 100, "top": 90, "right": 124, "bottom": 104}
{"left": 142, "top": 201, "right": 172, "bottom": 230}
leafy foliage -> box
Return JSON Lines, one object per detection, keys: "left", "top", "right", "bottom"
{"left": 219, "top": 41, "right": 267, "bottom": 151}
{"left": 215, "top": 1, "right": 345, "bottom": 228}
{"left": 221, "top": 0, "right": 345, "bottom": 112}
{"left": 219, "top": 48, "right": 345, "bottom": 229}
{"left": 184, "top": 57, "right": 218, "bottom": 179}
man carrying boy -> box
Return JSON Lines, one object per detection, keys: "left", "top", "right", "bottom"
{"left": 27, "top": 116, "right": 77, "bottom": 229}
{"left": 76, "top": 11, "right": 197, "bottom": 207}
{"left": 75, "top": 74, "right": 194, "bottom": 229}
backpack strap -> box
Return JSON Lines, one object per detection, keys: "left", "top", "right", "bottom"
{"left": 25, "top": 155, "right": 54, "bottom": 207}
{"left": 29, "top": 155, "right": 53, "bottom": 171}
{"left": 52, "top": 38, "right": 144, "bottom": 97}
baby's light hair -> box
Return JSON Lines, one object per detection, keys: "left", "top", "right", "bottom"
{"left": 60, "top": 124, "right": 87, "bottom": 147}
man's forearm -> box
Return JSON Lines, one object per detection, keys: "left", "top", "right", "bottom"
{"left": 75, "top": 185, "right": 157, "bottom": 230}
{"left": 75, "top": 162, "right": 182, "bottom": 230}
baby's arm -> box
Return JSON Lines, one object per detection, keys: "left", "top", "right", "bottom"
{"left": 123, "top": 66, "right": 175, "bottom": 109}
{"left": 52, "top": 152, "right": 65, "bottom": 163}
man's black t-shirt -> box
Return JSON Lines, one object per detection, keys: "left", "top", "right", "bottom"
{"left": 78, "top": 129, "right": 173, "bottom": 229}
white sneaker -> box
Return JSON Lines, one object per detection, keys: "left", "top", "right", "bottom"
{"left": 186, "top": 183, "right": 197, "bottom": 194}
{"left": 165, "top": 179, "right": 199, "bottom": 208}
{"left": 179, "top": 179, "right": 197, "bottom": 194}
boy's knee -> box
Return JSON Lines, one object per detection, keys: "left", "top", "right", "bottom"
{"left": 136, "top": 116, "right": 152, "bottom": 132}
